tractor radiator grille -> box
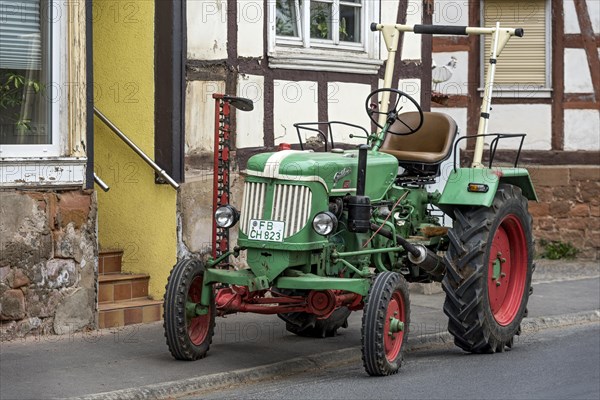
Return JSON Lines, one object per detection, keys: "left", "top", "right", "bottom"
{"left": 272, "top": 184, "right": 312, "bottom": 238}
{"left": 239, "top": 182, "right": 312, "bottom": 238}
{"left": 240, "top": 181, "right": 267, "bottom": 234}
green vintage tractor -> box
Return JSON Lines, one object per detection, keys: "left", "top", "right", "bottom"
{"left": 164, "top": 22, "right": 537, "bottom": 376}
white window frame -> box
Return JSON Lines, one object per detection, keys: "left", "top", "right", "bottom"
{"left": 0, "top": 0, "right": 65, "bottom": 157}
{"left": 478, "top": 0, "right": 552, "bottom": 98}
{"left": 0, "top": 1, "right": 85, "bottom": 188}
{"left": 268, "top": 0, "right": 382, "bottom": 74}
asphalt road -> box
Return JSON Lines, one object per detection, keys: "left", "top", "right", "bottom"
{"left": 197, "top": 323, "right": 600, "bottom": 400}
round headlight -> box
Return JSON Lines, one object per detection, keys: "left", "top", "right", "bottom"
{"left": 215, "top": 205, "right": 239, "bottom": 228}
{"left": 312, "top": 211, "right": 338, "bottom": 236}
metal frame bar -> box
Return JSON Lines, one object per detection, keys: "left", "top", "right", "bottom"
{"left": 371, "top": 22, "right": 523, "bottom": 167}
{"left": 452, "top": 133, "right": 526, "bottom": 171}
{"left": 294, "top": 121, "right": 370, "bottom": 150}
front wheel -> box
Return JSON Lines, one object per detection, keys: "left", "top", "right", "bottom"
{"left": 164, "top": 258, "right": 215, "bottom": 360}
{"left": 362, "top": 272, "right": 410, "bottom": 376}
{"left": 443, "top": 184, "right": 533, "bottom": 353}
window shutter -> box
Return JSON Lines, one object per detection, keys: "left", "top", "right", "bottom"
{"left": 0, "top": 0, "right": 42, "bottom": 70}
{"left": 483, "top": 0, "right": 547, "bottom": 86}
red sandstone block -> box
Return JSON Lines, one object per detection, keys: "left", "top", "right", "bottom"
{"left": 535, "top": 230, "right": 561, "bottom": 242}
{"left": 529, "top": 166, "right": 570, "bottom": 187}
{"left": 536, "top": 217, "right": 555, "bottom": 231}
{"left": 553, "top": 186, "right": 580, "bottom": 202}
{"left": 570, "top": 167, "right": 600, "bottom": 182}
{"left": 549, "top": 201, "right": 572, "bottom": 216}
{"left": 57, "top": 191, "right": 91, "bottom": 228}
{"left": 564, "top": 218, "right": 588, "bottom": 231}
{"left": 580, "top": 183, "right": 600, "bottom": 203}
{"left": 569, "top": 204, "right": 590, "bottom": 217}
{"left": 534, "top": 187, "right": 553, "bottom": 202}
{"left": 529, "top": 202, "right": 549, "bottom": 218}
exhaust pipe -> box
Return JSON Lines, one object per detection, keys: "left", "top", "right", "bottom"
{"left": 407, "top": 244, "right": 445, "bottom": 279}
{"left": 370, "top": 223, "right": 445, "bottom": 280}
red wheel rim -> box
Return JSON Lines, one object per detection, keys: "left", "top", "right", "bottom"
{"left": 487, "top": 214, "right": 528, "bottom": 326}
{"left": 384, "top": 291, "right": 406, "bottom": 361}
{"left": 187, "top": 276, "right": 210, "bottom": 345}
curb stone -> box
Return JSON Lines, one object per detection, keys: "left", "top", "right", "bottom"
{"left": 68, "top": 309, "right": 600, "bottom": 400}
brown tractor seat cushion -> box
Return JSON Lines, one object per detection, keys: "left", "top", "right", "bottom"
{"left": 380, "top": 112, "right": 458, "bottom": 164}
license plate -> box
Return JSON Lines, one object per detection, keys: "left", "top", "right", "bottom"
{"left": 248, "top": 219, "right": 285, "bottom": 242}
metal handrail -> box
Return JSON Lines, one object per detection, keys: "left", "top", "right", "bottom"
{"left": 93, "top": 107, "right": 180, "bottom": 190}
{"left": 94, "top": 173, "right": 110, "bottom": 192}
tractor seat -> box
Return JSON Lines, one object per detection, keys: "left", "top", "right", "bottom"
{"left": 380, "top": 112, "right": 458, "bottom": 165}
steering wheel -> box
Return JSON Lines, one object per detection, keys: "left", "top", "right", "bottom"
{"left": 365, "top": 88, "right": 424, "bottom": 136}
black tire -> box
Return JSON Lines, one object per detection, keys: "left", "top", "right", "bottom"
{"left": 164, "top": 258, "right": 215, "bottom": 360}
{"left": 442, "top": 184, "right": 533, "bottom": 353}
{"left": 361, "top": 272, "right": 410, "bottom": 376}
{"left": 278, "top": 307, "right": 351, "bottom": 338}
{"left": 277, "top": 289, "right": 351, "bottom": 338}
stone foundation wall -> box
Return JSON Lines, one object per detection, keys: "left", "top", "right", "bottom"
{"left": 179, "top": 164, "right": 244, "bottom": 263}
{"left": 529, "top": 166, "right": 600, "bottom": 260}
{"left": 0, "top": 190, "right": 98, "bottom": 340}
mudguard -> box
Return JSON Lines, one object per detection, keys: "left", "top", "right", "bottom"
{"left": 438, "top": 167, "right": 538, "bottom": 209}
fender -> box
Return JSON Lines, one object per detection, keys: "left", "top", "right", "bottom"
{"left": 438, "top": 167, "right": 538, "bottom": 211}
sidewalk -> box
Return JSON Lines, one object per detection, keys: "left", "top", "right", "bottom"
{"left": 0, "top": 261, "right": 598, "bottom": 400}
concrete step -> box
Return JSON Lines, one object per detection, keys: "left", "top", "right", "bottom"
{"left": 98, "top": 299, "right": 163, "bottom": 329}
{"left": 98, "top": 273, "right": 150, "bottom": 303}
{"left": 98, "top": 249, "right": 124, "bottom": 275}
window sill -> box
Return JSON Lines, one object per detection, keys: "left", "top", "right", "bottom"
{"left": 268, "top": 48, "right": 383, "bottom": 75}
{"left": 478, "top": 87, "right": 553, "bottom": 99}
{"left": 0, "top": 157, "right": 86, "bottom": 189}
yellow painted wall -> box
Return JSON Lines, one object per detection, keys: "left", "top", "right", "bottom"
{"left": 93, "top": 0, "right": 176, "bottom": 299}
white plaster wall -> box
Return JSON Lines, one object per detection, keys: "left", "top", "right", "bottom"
{"left": 564, "top": 109, "right": 600, "bottom": 151}
{"left": 397, "top": 78, "right": 422, "bottom": 108}
{"left": 433, "top": 0, "right": 469, "bottom": 26}
{"left": 273, "top": 80, "right": 319, "bottom": 145}
{"left": 187, "top": 0, "right": 228, "bottom": 60}
{"left": 432, "top": 51, "right": 468, "bottom": 96}
{"left": 327, "top": 82, "right": 372, "bottom": 145}
{"left": 486, "top": 104, "right": 552, "bottom": 150}
{"left": 565, "top": 0, "right": 600, "bottom": 34}
{"left": 237, "top": 1, "right": 264, "bottom": 58}
{"left": 236, "top": 75, "right": 265, "bottom": 148}
{"left": 564, "top": 48, "right": 594, "bottom": 93}
{"left": 588, "top": 0, "right": 600, "bottom": 33}
{"left": 564, "top": 1, "right": 580, "bottom": 34}
{"left": 185, "top": 80, "right": 226, "bottom": 153}
{"left": 380, "top": 0, "right": 401, "bottom": 61}
{"left": 402, "top": 0, "right": 422, "bottom": 60}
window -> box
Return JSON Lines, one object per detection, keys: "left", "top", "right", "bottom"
{"left": 276, "top": 0, "right": 363, "bottom": 47}
{"left": 269, "top": 0, "right": 381, "bottom": 74}
{"left": 481, "top": 0, "right": 551, "bottom": 97}
{"left": 0, "top": 0, "right": 60, "bottom": 156}
{"left": 0, "top": 1, "right": 85, "bottom": 188}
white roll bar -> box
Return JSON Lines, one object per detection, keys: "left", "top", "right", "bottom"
{"left": 371, "top": 23, "right": 524, "bottom": 168}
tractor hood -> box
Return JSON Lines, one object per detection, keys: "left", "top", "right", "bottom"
{"left": 246, "top": 149, "right": 398, "bottom": 201}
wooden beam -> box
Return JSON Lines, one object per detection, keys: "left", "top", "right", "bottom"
{"left": 573, "top": 0, "right": 600, "bottom": 103}
{"left": 432, "top": 37, "right": 470, "bottom": 52}
{"left": 68, "top": 1, "right": 87, "bottom": 158}
{"left": 551, "top": 0, "right": 565, "bottom": 150}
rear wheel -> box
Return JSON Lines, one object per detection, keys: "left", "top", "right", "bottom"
{"left": 361, "top": 272, "right": 410, "bottom": 376}
{"left": 164, "top": 258, "right": 215, "bottom": 360}
{"left": 443, "top": 184, "right": 533, "bottom": 353}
